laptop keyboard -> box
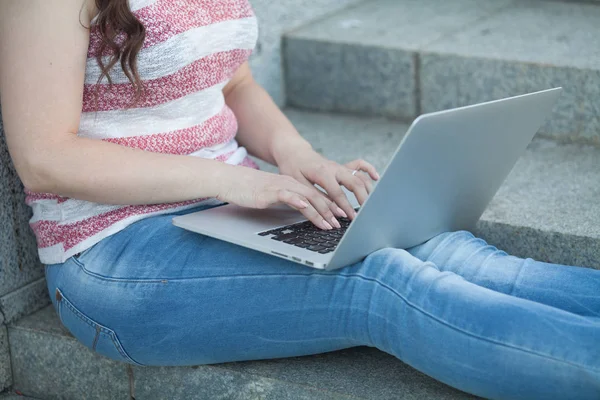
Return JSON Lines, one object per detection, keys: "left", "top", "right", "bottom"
{"left": 257, "top": 209, "right": 358, "bottom": 254}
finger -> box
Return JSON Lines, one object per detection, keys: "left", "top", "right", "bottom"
{"left": 345, "top": 159, "right": 380, "bottom": 181}
{"left": 277, "top": 190, "right": 332, "bottom": 230}
{"left": 328, "top": 197, "right": 348, "bottom": 219}
{"left": 354, "top": 171, "right": 374, "bottom": 194}
{"left": 294, "top": 174, "right": 347, "bottom": 218}
{"left": 296, "top": 184, "right": 341, "bottom": 230}
{"left": 337, "top": 169, "right": 369, "bottom": 207}
{"left": 310, "top": 172, "right": 355, "bottom": 220}
{"left": 293, "top": 173, "right": 315, "bottom": 188}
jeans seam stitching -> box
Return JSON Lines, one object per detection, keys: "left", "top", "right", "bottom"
{"left": 92, "top": 327, "right": 100, "bottom": 351}
{"left": 58, "top": 288, "right": 143, "bottom": 365}
{"left": 156, "top": 270, "right": 597, "bottom": 373}
{"left": 58, "top": 289, "right": 112, "bottom": 335}
{"left": 109, "top": 331, "right": 144, "bottom": 366}
{"left": 72, "top": 257, "right": 168, "bottom": 283}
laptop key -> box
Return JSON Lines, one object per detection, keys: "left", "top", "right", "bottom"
{"left": 272, "top": 233, "right": 298, "bottom": 241}
{"left": 258, "top": 215, "right": 352, "bottom": 254}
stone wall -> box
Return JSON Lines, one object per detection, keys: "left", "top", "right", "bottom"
{"left": 1, "top": 105, "right": 49, "bottom": 392}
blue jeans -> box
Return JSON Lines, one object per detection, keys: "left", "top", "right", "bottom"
{"left": 44, "top": 204, "right": 600, "bottom": 400}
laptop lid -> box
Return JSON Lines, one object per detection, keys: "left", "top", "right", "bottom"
{"left": 326, "top": 88, "right": 562, "bottom": 269}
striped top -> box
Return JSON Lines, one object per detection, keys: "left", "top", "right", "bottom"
{"left": 25, "top": 0, "right": 260, "bottom": 265}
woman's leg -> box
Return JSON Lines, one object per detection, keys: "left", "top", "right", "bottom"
{"left": 45, "top": 215, "right": 600, "bottom": 400}
{"left": 407, "top": 231, "right": 600, "bottom": 317}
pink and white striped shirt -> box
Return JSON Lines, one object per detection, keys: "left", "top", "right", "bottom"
{"left": 26, "top": 0, "right": 260, "bottom": 265}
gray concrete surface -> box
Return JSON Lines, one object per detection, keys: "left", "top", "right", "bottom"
{"left": 8, "top": 306, "right": 130, "bottom": 400}
{"left": 285, "top": 0, "right": 511, "bottom": 119}
{"left": 249, "top": 0, "right": 364, "bottom": 106}
{"left": 0, "top": 107, "right": 47, "bottom": 393}
{"left": 285, "top": 0, "right": 600, "bottom": 144}
{"left": 421, "top": 0, "right": 600, "bottom": 144}
{"left": 9, "top": 306, "right": 476, "bottom": 400}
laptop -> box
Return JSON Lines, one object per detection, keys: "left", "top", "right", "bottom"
{"left": 172, "top": 88, "right": 562, "bottom": 270}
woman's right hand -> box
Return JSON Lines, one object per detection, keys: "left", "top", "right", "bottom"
{"left": 216, "top": 165, "right": 345, "bottom": 231}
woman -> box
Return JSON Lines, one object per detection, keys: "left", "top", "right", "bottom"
{"left": 0, "top": 1, "right": 598, "bottom": 399}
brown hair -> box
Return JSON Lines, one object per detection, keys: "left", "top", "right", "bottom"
{"left": 91, "top": 0, "right": 146, "bottom": 108}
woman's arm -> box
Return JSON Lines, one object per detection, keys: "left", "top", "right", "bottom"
{"left": 224, "top": 62, "right": 380, "bottom": 219}
{"left": 223, "top": 62, "right": 312, "bottom": 167}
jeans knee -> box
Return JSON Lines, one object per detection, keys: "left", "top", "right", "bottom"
{"left": 364, "top": 247, "right": 435, "bottom": 273}
{"left": 407, "top": 230, "right": 477, "bottom": 262}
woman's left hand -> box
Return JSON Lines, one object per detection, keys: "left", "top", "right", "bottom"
{"left": 277, "top": 149, "right": 380, "bottom": 221}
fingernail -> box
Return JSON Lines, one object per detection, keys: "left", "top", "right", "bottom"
{"left": 322, "top": 219, "right": 333, "bottom": 230}
{"left": 330, "top": 217, "right": 341, "bottom": 229}
{"left": 336, "top": 207, "right": 348, "bottom": 218}
{"left": 375, "top": 172, "right": 381, "bottom": 180}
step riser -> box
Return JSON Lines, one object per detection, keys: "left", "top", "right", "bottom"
{"left": 476, "top": 221, "right": 600, "bottom": 270}
{"left": 285, "top": 38, "right": 418, "bottom": 120}
{"left": 421, "top": 54, "right": 600, "bottom": 146}
{"left": 285, "top": 40, "right": 600, "bottom": 145}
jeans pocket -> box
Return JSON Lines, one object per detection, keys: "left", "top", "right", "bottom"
{"left": 72, "top": 242, "right": 98, "bottom": 264}
{"left": 54, "top": 287, "right": 144, "bottom": 366}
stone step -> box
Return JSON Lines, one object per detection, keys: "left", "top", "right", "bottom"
{"left": 9, "top": 306, "right": 479, "bottom": 400}
{"left": 284, "top": 0, "right": 600, "bottom": 145}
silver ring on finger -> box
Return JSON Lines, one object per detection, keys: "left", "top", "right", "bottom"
{"left": 351, "top": 169, "right": 360, "bottom": 176}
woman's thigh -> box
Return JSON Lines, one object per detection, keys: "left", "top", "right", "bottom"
{"left": 45, "top": 208, "right": 372, "bottom": 367}
{"left": 407, "top": 231, "right": 600, "bottom": 317}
